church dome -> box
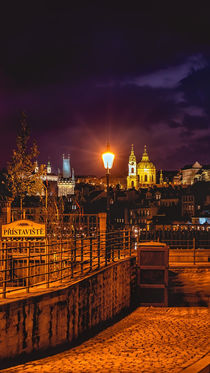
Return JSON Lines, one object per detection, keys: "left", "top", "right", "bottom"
{"left": 137, "top": 145, "right": 155, "bottom": 169}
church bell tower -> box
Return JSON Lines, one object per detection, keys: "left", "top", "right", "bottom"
{"left": 127, "top": 144, "right": 138, "bottom": 189}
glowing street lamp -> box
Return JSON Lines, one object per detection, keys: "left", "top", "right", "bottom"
{"left": 102, "top": 148, "right": 115, "bottom": 172}
{"left": 102, "top": 143, "right": 115, "bottom": 193}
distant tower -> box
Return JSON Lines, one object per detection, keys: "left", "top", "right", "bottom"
{"left": 47, "top": 160, "right": 52, "bottom": 174}
{"left": 159, "top": 169, "right": 163, "bottom": 185}
{"left": 127, "top": 144, "right": 138, "bottom": 189}
{"left": 62, "top": 154, "right": 71, "bottom": 178}
{"left": 57, "top": 154, "right": 75, "bottom": 197}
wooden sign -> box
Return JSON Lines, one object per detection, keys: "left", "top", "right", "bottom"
{"left": 2, "top": 220, "right": 46, "bottom": 238}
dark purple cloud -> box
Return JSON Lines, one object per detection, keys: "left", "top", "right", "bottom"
{"left": 0, "top": 2, "right": 210, "bottom": 175}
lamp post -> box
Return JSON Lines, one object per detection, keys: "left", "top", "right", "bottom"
{"left": 102, "top": 143, "right": 115, "bottom": 228}
{"left": 42, "top": 182, "right": 48, "bottom": 224}
{"left": 102, "top": 144, "right": 115, "bottom": 262}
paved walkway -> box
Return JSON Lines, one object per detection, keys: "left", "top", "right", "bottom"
{"left": 2, "top": 307, "right": 209, "bottom": 373}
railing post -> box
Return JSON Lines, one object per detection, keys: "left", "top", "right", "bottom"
{"left": 129, "top": 230, "right": 131, "bottom": 256}
{"left": 46, "top": 239, "right": 50, "bottom": 288}
{"left": 87, "top": 216, "right": 90, "bottom": 236}
{"left": 60, "top": 239, "right": 63, "bottom": 282}
{"left": 2, "top": 243, "right": 7, "bottom": 299}
{"left": 123, "top": 229, "right": 126, "bottom": 257}
{"left": 74, "top": 233, "right": 77, "bottom": 263}
{"left": 26, "top": 242, "right": 31, "bottom": 293}
{"left": 90, "top": 235, "right": 92, "bottom": 271}
{"left": 126, "top": 230, "right": 129, "bottom": 252}
{"left": 71, "top": 240, "right": 74, "bottom": 278}
{"left": 81, "top": 237, "right": 84, "bottom": 274}
{"left": 118, "top": 233, "right": 120, "bottom": 259}
{"left": 97, "top": 233, "right": 100, "bottom": 268}
{"left": 111, "top": 232, "right": 114, "bottom": 262}
{"left": 105, "top": 231, "right": 108, "bottom": 266}
{"left": 193, "top": 237, "right": 196, "bottom": 265}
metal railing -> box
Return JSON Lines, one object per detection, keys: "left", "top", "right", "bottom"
{"left": 10, "top": 210, "right": 100, "bottom": 238}
{"left": 138, "top": 238, "right": 210, "bottom": 249}
{"left": 0, "top": 230, "right": 134, "bottom": 299}
{"left": 169, "top": 247, "right": 210, "bottom": 265}
{"left": 137, "top": 228, "right": 210, "bottom": 249}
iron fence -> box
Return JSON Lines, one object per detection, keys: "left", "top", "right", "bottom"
{"left": 138, "top": 238, "right": 210, "bottom": 249}
{"left": 0, "top": 229, "right": 134, "bottom": 299}
{"left": 137, "top": 229, "right": 210, "bottom": 249}
{"left": 11, "top": 210, "right": 100, "bottom": 238}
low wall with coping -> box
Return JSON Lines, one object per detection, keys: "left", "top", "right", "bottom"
{"left": 0, "top": 256, "right": 136, "bottom": 366}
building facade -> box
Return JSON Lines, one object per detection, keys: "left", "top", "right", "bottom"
{"left": 127, "top": 145, "right": 156, "bottom": 189}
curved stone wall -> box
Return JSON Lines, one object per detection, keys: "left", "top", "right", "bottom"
{"left": 0, "top": 257, "right": 136, "bottom": 366}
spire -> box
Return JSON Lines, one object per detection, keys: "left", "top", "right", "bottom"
{"left": 160, "top": 169, "right": 163, "bottom": 184}
{"left": 131, "top": 144, "right": 134, "bottom": 154}
{"left": 141, "top": 145, "right": 149, "bottom": 161}
{"left": 129, "top": 144, "right": 136, "bottom": 163}
{"left": 47, "top": 160, "right": 52, "bottom": 174}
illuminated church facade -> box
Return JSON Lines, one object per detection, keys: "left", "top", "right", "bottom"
{"left": 127, "top": 145, "right": 156, "bottom": 189}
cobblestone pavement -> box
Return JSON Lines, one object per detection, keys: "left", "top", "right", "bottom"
{"left": 2, "top": 307, "right": 209, "bottom": 373}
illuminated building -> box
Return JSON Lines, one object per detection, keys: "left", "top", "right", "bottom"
{"left": 181, "top": 162, "right": 210, "bottom": 184}
{"left": 181, "top": 162, "right": 202, "bottom": 185}
{"left": 57, "top": 154, "right": 75, "bottom": 196}
{"left": 127, "top": 145, "right": 156, "bottom": 189}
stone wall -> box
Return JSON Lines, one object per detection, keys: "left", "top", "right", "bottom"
{"left": 0, "top": 257, "right": 136, "bottom": 366}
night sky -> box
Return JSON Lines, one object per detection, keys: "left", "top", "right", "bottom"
{"left": 0, "top": 2, "right": 210, "bottom": 176}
